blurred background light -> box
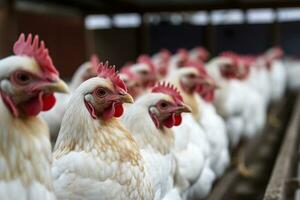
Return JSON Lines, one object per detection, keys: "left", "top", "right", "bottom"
{"left": 189, "top": 11, "right": 209, "bottom": 25}
{"left": 113, "top": 13, "right": 141, "bottom": 28}
{"left": 247, "top": 9, "right": 275, "bottom": 24}
{"left": 85, "top": 15, "right": 111, "bottom": 30}
{"left": 211, "top": 9, "right": 244, "bottom": 25}
{"left": 278, "top": 8, "right": 300, "bottom": 22}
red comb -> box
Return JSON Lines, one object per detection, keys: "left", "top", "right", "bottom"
{"left": 268, "top": 46, "right": 284, "bottom": 60}
{"left": 159, "top": 49, "right": 171, "bottom": 59}
{"left": 177, "top": 49, "right": 189, "bottom": 60}
{"left": 177, "top": 49, "right": 189, "bottom": 67}
{"left": 13, "top": 33, "right": 58, "bottom": 79}
{"left": 137, "top": 54, "right": 156, "bottom": 73}
{"left": 184, "top": 60, "right": 207, "bottom": 75}
{"left": 152, "top": 81, "right": 183, "bottom": 104}
{"left": 220, "top": 51, "right": 240, "bottom": 66}
{"left": 97, "top": 62, "right": 127, "bottom": 91}
{"left": 90, "top": 54, "right": 100, "bottom": 71}
{"left": 220, "top": 51, "right": 238, "bottom": 58}
{"left": 194, "top": 47, "right": 210, "bottom": 61}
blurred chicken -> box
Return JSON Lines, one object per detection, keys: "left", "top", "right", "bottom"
{"left": 244, "top": 55, "right": 272, "bottom": 107}
{"left": 119, "top": 66, "right": 143, "bottom": 99}
{"left": 163, "top": 52, "right": 230, "bottom": 178}
{"left": 207, "top": 54, "right": 266, "bottom": 148}
{"left": 152, "top": 49, "right": 172, "bottom": 79}
{"left": 166, "top": 67, "right": 216, "bottom": 200}
{"left": 264, "top": 47, "right": 287, "bottom": 102}
{"left": 68, "top": 55, "right": 99, "bottom": 91}
{"left": 121, "top": 82, "right": 191, "bottom": 200}
{"left": 52, "top": 62, "right": 156, "bottom": 200}
{"left": 188, "top": 47, "right": 210, "bottom": 63}
{"left": 168, "top": 49, "right": 190, "bottom": 74}
{"left": 185, "top": 61, "right": 230, "bottom": 178}
{"left": 40, "top": 55, "right": 100, "bottom": 139}
{"left": 284, "top": 58, "right": 300, "bottom": 91}
{"left": 0, "top": 33, "right": 68, "bottom": 200}
{"left": 130, "top": 55, "right": 158, "bottom": 89}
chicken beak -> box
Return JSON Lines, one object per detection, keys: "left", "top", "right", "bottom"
{"left": 214, "top": 83, "right": 221, "bottom": 89}
{"left": 119, "top": 92, "right": 134, "bottom": 104}
{"left": 206, "top": 79, "right": 220, "bottom": 90}
{"left": 177, "top": 103, "right": 192, "bottom": 113}
{"left": 46, "top": 78, "right": 69, "bottom": 93}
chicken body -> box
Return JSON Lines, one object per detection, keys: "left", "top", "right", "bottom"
{"left": 207, "top": 58, "right": 266, "bottom": 147}
{"left": 121, "top": 92, "right": 185, "bottom": 200}
{"left": 52, "top": 77, "right": 154, "bottom": 200}
{"left": 264, "top": 47, "right": 287, "bottom": 102}
{"left": 246, "top": 60, "right": 272, "bottom": 107}
{"left": 285, "top": 59, "right": 300, "bottom": 91}
{"left": 166, "top": 64, "right": 230, "bottom": 178}
{"left": 196, "top": 97, "right": 230, "bottom": 177}
{"left": 269, "top": 59, "right": 287, "bottom": 102}
{"left": 0, "top": 34, "right": 68, "bottom": 200}
{"left": 0, "top": 99, "right": 56, "bottom": 200}
{"left": 166, "top": 68, "right": 216, "bottom": 199}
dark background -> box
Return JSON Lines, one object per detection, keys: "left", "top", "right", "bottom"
{"left": 1, "top": 0, "right": 300, "bottom": 77}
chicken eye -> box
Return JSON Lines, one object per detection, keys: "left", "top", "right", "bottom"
{"left": 188, "top": 74, "right": 197, "bottom": 79}
{"left": 13, "top": 71, "right": 32, "bottom": 85}
{"left": 159, "top": 101, "right": 169, "bottom": 109}
{"left": 95, "top": 88, "right": 107, "bottom": 97}
{"left": 139, "top": 70, "right": 149, "bottom": 75}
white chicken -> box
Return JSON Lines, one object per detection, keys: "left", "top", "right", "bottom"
{"left": 121, "top": 82, "right": 191, "bottom": 200}
{"left": 40, "top": 55, "right": 100, "bottom": 138}
{"left": 0, "top": 33, "right": 68, "bottom": 200}
{"left": 132, "top": 55, "right": 158, "bottom": 89}
{"left": 264, "top": 47, "right": 287, "bottom": 102}
{"left": 284, "top": 58, "right": 300, "bottom": 91}
{"left": 152, "top": 49, "right": 172, "bottom": 79}
{"left": 188, "top": 47, "right": 210, "bottom": 63}
{"left": 168, "top": 49, "right": 190, "bottom": 74}
{"left": 245, "top": 55, "right": 272, "bottom": 107}
{"left": 119, "top": 66, "right": 143, "bottom": 99}
{"left": 166, "top": 67, "right": 216, "bottom": 200}
{"left": 52, "top": 62, "right": 155, "bottom": 200}
{"left": 164, "top": 53, "right": 230, "bottom": 179}
{"left": 206, "top": 54, "right": 266, "bottom": 147}
{"left": 185, "top": 61, "right": 230, "bottom": 178}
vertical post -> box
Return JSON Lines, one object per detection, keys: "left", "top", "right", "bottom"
{"left": 272, "top": 8, "right": 281, "bottom": 47}
{"left": 0, "top": 0, "right": 17, "bottom": 57}
{"left": 205, "top": 11, "right": 216, "bottom": 56}
{"left": 136, "top": 12, "right": 150, "bottom": 56}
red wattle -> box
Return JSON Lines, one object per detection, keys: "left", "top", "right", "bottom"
{"left": 0, "top": 91, "right": 19, "bottom": 117}
{"left": 163, "top": 116, "right": 175, "bottom": 128}
{"left": 103, "top": 103, "right": 115, "bottom": 120}
{"left": 150, "top": 112, "right": 160, "bottom": 128}
{"left": 85, "top": 101, "right": 97, "bottom": 119}
{"left": 103, "top": 102, "right": 125, "bottom": 119}
{"left": 174, "top": 114, "right": 182, "bottom": 126}
{"left": 21, "top": 93, "right": 43, "bottom": 116}
{"left": 42, "top": 93, "right": 56, "bottom": 111}
{"left": 221, "top": 70, "right": 236, "bottom": 79}
{"left": 196, "top": 85, "right": 204, "bottom": 94}
{"left": 163, "top": 113, "right": 179, "bottom": 128}
{"left": 202, "top": 89, "right": 215, "bottom": 102}
{"left": 114, "top": 103, "right": 124, "bottom": 118}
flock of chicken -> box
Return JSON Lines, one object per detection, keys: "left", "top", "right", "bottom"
{"left": 0, "top": 33, "right": 289, "bottom": 200}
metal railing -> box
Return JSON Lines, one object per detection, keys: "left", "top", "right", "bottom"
{"left": 263, "top": 94, "right": 300, "bottom": 200}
